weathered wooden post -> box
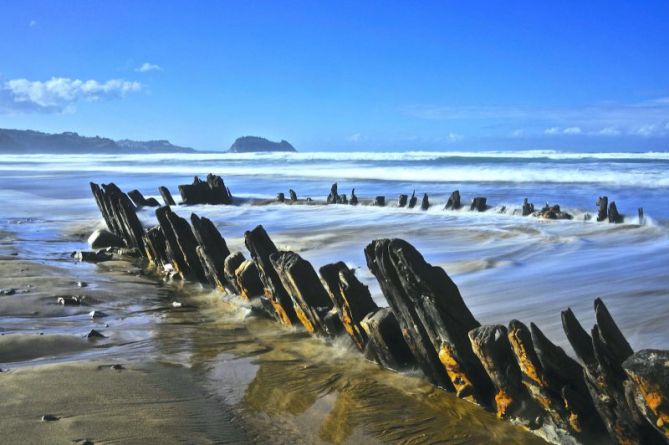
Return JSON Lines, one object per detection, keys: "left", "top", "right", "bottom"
{"left": 270, "top": 251, "right": 334, "bottom": 336}
{"left": 596, "top": 196, "right": 608, "bottom": 221}
{"left": 244, "top": 225, "right": 299, "bottom": 326}
{"left": 159, "top": 186, "right": 176, "bottom": 206}
{"left": 561, "top": 299, "right": 664, "bottom": 444}
{"left": 320, "top": 262, "right": 379, "bottom": 351}
{"left": 471, "top": 197, "right": 488, "bottom": 212}
{"left": 445, "top": 190, "right": 461, "bottom": 210}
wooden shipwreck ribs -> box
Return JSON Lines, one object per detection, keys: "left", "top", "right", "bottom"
{"left": 87, "top": 179, "right": 668, "bottom": 445}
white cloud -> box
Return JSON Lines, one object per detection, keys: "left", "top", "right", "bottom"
{"left": 447, "top": 132, "right": 463, "bottom": 142}
{"left": 403, "top": 97, "right": 669, "bottom": 139}
{"left": 598, "top": 127, "right": 621, "bottom": 136}
{"left": 348, "top": 132, "right": 362, "bottom": 142}
{"left": 635, "top": 124, "right": 659, "bottom": 137}
{"left": 29, "top": 20, "right": 37, "bottom": 27}
{"left": 135, "top": 62, "right": 162, "bottom": 72}
{"left": 0, "top": 77, "right": 142, "bottom": 113}
{"left": 510, "top": 129, "right": 525, "bottom": 138}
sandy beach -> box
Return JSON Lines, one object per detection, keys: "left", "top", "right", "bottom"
{"left": 0, "top": 226, "right": 550, "bottom": 444}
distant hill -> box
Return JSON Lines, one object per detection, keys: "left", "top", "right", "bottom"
{"left": 228, "top": 136, "right": 296, "bottom": 153}
{"left": 0, "top": 128, "right": 196, "bottom": 154}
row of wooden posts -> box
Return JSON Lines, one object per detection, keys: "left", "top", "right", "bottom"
{"left": 89, "top": 175, "right": 666, "bottom": 445}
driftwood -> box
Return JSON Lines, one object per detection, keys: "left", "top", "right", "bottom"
{"left": 609, "top": 202, "right": 624, "bottom": 223}
{"left": 320, "top": 262, "right": 379, "bottom": 351}
{"left": 562, "top": 299, "right": 663, "bottom": 444}
{"left": 360, "top": 307, "right": 415, "bottom": 371}
{"left": 190, "top": 214, "right": 230, "bottom": 289}
{"left": 471, "top": 197, "right": 488, "bottom": 212}
{"left": 244, "top": 225, "right": 298, "bottom": 326}
{"left": 128, "top": 189, "right": 160, "bottom": 207}
{"left": 445, "top": 190, "right": 461, "bottom": 210}
{"left": 596, "top": 196, "right": 608, "bottom": 221}
{"left": 270, "top": 251, "right": 334, "bottom": 336}
{"left": 159, "top": 186, "right": 176, "bottom": 206}
{"left": 178, "top": 174, "right": 232, "bottom": 205}
{"left": 421, "top": 193, "right": 430, "bottom": 210}
{"left": 234, "top": 259, "right": 264, "bottom": 300}
{"left": 398, "top": 194, "right": 408, "bottom": 207}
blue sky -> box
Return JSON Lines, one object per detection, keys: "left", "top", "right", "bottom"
{"left": 1, "top": 1, "right": 668, "bottom": 151}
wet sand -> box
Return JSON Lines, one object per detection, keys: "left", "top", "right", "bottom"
{"left": 0, "top": 231, "right": 548, "bottom": 444}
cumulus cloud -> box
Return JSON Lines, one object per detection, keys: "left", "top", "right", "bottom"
{"left": 29, "top": 20, "right": 37, "bottom": 27}
{"left": 135, "top": 62, "right": 162, "bottom": 72}
{"left": 544, "top": 127, "right": 560, "bottom": 135}
{"left": 0, "top": 77, "right": 141, "bottom": 113}
{"left": 348, "top": 132, "right": 362, "bottom": 142}
{"left": 447, "top": 132, "right": 464, "bottom": 142}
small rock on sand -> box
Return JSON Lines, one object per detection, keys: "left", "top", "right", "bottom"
{"left": 41, "top": 414, "right": 59, "bottom": 421}
{"left": 86, "top": 329, "right": 106, "bottom": 339}
{"left": 57, "top": 296, "right": 82, "bottom": 306}
{"left": 0, "top": 288, "right": 16, "bottom": 296}
{"left": 88, "top": 229, "right": 125, "bottom": 249}
{"left": 72, "top": 250, "right": 113, "bottom": 263}
{"left": 89, "top": 310, "right": 107, "bottom": 319}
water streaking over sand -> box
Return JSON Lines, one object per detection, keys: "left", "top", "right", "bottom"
{"left": 1, "top": 150, "right": 668, "bottom": 443}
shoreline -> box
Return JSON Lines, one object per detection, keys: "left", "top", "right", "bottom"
{"left": 81, "top": 176, "right": 669, "bottom": 444}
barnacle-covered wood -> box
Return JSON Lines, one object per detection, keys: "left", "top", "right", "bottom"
{"left": 562, "top": 299, "right": 664, "bottom": 444}
{"left": 143, "top": 226, "right": 169, "bottom": 268}
{"left": 244, "top": 225, "right": 298, "bottom": 326}
{"left": 234, "top": 259, "right": 264, "bottom": 300}
{"left": 369, "top": 238, "right": 493, "bottom": 403}
{"left": 623, "top": 349, "right": 669, "bottom": 441}
{"left": 270, "top": 251, "right": 334, "bottom": 336}
{"left": 319, "top": 262, "right": 379, "bottom": 351}
{"left": 469, "top": 325, "right": 539, "bottom": 420}
{"left": 223, "top": 251, "right": 246, "bottom": 294}
{"left": 507, "top": 319, "right": 605, "bottom": 439}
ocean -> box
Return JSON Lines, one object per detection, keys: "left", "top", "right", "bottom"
{"left": 1, "top": 150, "right": 668, "bottom": 443}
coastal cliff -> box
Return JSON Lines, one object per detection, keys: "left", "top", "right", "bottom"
{"left": 228, "top": 136, "right": 296, "bottom": 153}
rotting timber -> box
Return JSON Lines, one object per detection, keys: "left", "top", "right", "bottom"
{"left": 85, "top": 178, "right": 666, "bottom": 445}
